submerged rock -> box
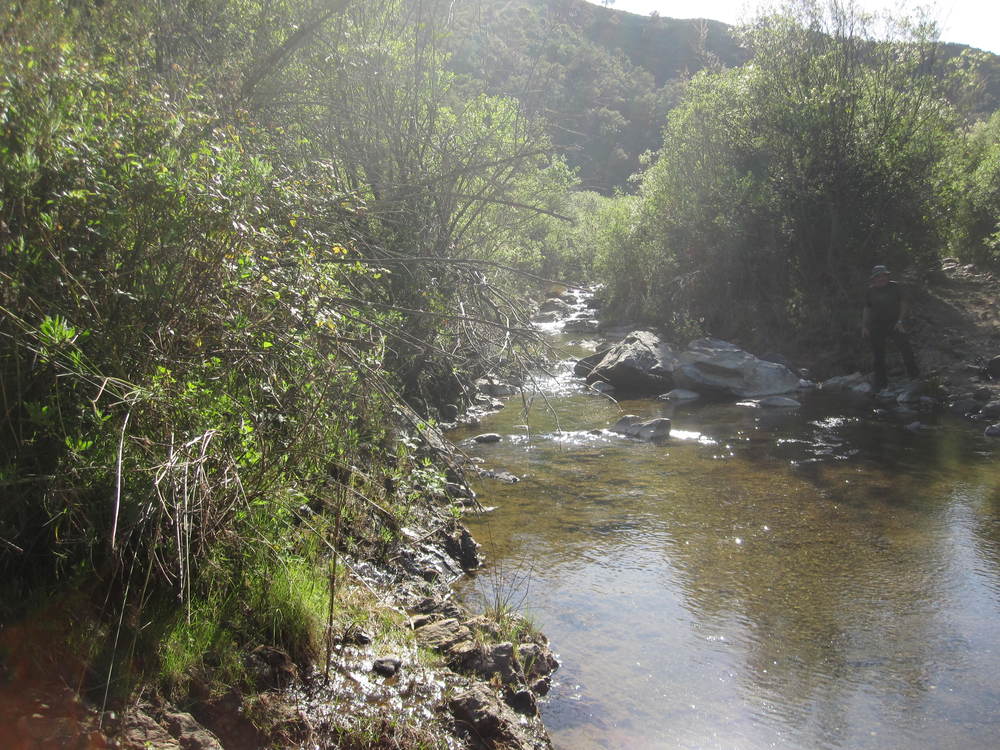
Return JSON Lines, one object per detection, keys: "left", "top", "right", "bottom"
{"left": 609, "top": 415, "right": 672, "bottom": 440}
{"left": 472, "top": 433, "right": 502, "bottom": 444}
{"left": 985, "top": 423, "right": 1000, "bottom": 437}
{"left": 758, "top": 395, "right": 801, "bottom": 408}
{"left": 675, "top": 338, "right": 800, "bottom": 398}
{"left": 658, "top": 388, "right": 701, "bottom": 402}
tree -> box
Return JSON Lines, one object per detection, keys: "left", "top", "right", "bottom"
{"left": 600, "top": 0, "right": 963, "bottom": 368}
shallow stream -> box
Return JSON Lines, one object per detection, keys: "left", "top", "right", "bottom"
{"left": 451, "top": 331, "right": 1000, "bottom": 750}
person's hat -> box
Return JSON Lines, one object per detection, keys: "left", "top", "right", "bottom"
{"left": 870, "top": 264, "right": 890, "bottom": 279}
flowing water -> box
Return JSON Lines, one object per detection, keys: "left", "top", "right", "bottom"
{"left": 450, "top": 330, "right": 1000, "bottom": 750}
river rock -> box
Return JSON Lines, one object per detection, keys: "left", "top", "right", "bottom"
{"left": 246, "top": 645, "right": 298, "bottom": 691}
{"left": 610, "top": 415, "right": 671, "bottom": 440}
{"left": 980, "top": 400, "right": 1000, "bottom": 418}
{"left": 415, "top": 618, "right": 473, "bottom": 651}
{"left": 658, "top": 388, "right": 701, "bottom": 402}
{"left": 120, "top": 711, "right": 181, "bottom": 750}
{"left": 988, "top": 356, "right": 1000, "bottom": 379}
{"left": 449, "top": 684, "right": 532, "bottom": 749}
{"left": 160, "top": 711, "right": 224, "bottom": 750}
{"left": 473, "top": 433, "right": 502, "bottom": 443}
{"left": 949, "top": 398, "right": 981, "bottom": 416}
{"left": 985, "top": 423, "right": 1000, "bottom": 437}
{"left": 674, "top": 339, "right": 800, "bottom": 398}
{"left": 372, "top": 657, "right": 402, "bottom": 677}
{"left": 585, "top": 330, "right": 680, "bottom": 393}
{"left": 590, "top": 381, "right": 616, "bottom": 394}
{"left": 537, "top": 297, "right": 572, "bottom": 315}
{"left": 758, "top": 395, "right": 801, "bottom": 408}
{"left": 563, "top": 317, "right": 599, "bottom": 333}
{"left": 574, "top": 348, "right": 611, "bottom": 378}
{"left": 475, "top": 378, "right": 518, "bottom": 397}
{"left": 821, "top": 372, "right": 875, "bottom": 394}
{"left": 532, "top": 310, "right": 560, "bottom": 324}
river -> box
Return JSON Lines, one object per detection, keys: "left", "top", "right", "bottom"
{"left": 450, "top": 327, "right": 1000, "bottom": 750}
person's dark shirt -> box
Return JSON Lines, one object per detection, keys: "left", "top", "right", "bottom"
{"left": 865, "top": 281, "right": 904, "bottom": 330}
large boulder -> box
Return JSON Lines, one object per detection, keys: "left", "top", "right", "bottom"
{"left": 584, "top": 331, "right": 680, "bottom": 393}
{"left": 674, "top": 339, "right": 800, "bottom": 398}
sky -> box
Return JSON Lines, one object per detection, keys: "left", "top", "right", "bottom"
{"left": 583, "top": 1, "right": 1000, "bottom": 54}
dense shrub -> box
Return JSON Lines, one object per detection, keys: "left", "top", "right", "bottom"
{"left": 599, "top": 1, "right": 966, "bottom": 366}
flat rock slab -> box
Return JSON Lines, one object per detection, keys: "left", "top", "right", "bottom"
{"left": 675, "top": 338, "right": 800, "bottom": 398}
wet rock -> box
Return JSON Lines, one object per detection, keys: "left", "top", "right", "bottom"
{"left": 895, "top": 383, "right": 927, "bottom": 404}
{"left": 821, "top": 372, "right": 869, "bottom": 391}
{"left": 586, "top": 331, "right": 680, "bottom": 393}
{"left": 443, "top": 524, "right": 481, "bottom": 571}
{"left": 517, "top": 643, "right": 559, "bottom": 681}
{"left": 563, "top": 317, "right": 599, "bottom": 333}
{"left": 675, "top": 339, "right": 800, "bottom": 398}
{"left": 407, "top": 613, "right": 436, "bottom": 629}
{"left": 161, "top": 711, "right": 224, "bottom": 750}
{"left": 532, "top": 310, "right": 560, "bottom": 324}
{"left": 988, "top": 356, "right": 1000, "bottom": 379}
{"left": 505, "top": 686, "right": 538, "bottom": 715}
{"left": 610, "top": 415, "right": 671, "bottom": 440}
{"left": 758, "top": 395, "right": 801, "bottom": 408}
{"left": 479, "top": 468, "right": 519, "bottom": 483}
{"left": 537, "top": 298, "right": 572, "bottom": 315}
{"left": 986, "top": 424, "right": 1000, "bottom": 437}
{"left": 658, "top": 388, "right": 700, "bottom": 402}
{"left": 475, "top": 378, "right": 518, "bottom": 397}
{"left": 974, "top": 387, "right": 994, "bottom": 401}
{"left": 372, "top": 657, "right": 402, "bottom": 677}
{"left": 590, "top": 381, "right": 616, "bottom": 394}
{"left": 339, "top": 626, "right": 373, "bottom": 646}
{"left": 760, "top": 352, "right": 793, "bottom": 368}
{"left": 449, "top": 685, "right": 505, "bottom": 743}
{"left": 980, "top": 400, "right": 1000, "bottom": 419}
{"left": 415, "top": 618, "right": 473, "bottom": 651}
{"left": 530, "top": 676, "right": 552, "bottom": 696}
{"left": 247, "top": 646, "right": 298, "bottom": 691}
{"left": 949, "top": 398, "right": 981, "bottom": 416}
{"left": 472, "top": 433, "right": 502, "bottom": 443}
{"left": 121, "top": 711, "right": 180, "bottom": 750}
{"left": 469, "top": 642, "right": 519, "bottom": 684}
{"left": 574, "top": 348, "right": 612, "bottom": 378}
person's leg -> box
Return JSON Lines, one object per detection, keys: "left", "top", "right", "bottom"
{"left": 890, "top": 329, "right": 920, "bottom": 379}
{"left": 870, "top": 330, "right": 888, "bottom": 390}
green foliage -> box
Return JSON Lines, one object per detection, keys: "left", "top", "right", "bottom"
{"left": 601, "top": 0, "right": 965, "bottom": 364}
{"left": 0, "top": 0, "right": 565, "bottom": 710}
{"left": 948, "top": 110, "right": 1000, "bottom": 263}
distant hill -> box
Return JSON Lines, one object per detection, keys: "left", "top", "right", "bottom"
{"left": 446, "top": 0, "right": 1000, "bottom": 194}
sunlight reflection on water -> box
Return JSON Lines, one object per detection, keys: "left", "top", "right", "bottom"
{"left": 452, "top": 334, "right": 1000, "bottom": 750}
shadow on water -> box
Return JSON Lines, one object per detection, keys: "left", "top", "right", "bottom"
{"left": 451, "top": 343, "right": 1000, "bottom": 750}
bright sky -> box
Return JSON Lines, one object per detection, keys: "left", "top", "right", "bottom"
{"left": 584, "top": 1, "right": 1000, "bottom": 54}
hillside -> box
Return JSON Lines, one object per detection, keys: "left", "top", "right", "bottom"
{"left": 447, "top": 0, "right": 1000, "bottom": 194}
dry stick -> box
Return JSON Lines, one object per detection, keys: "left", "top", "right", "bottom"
{"left": 110, "top": 410, "right": 132, "bottom": 551}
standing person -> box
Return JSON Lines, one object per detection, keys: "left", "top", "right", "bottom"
{"left": 862, "top": 265, "right": 919, "bottom": 391}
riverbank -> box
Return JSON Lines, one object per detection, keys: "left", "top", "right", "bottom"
{"left": 0, "top": 434, "right": 558, "bottom": 750}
